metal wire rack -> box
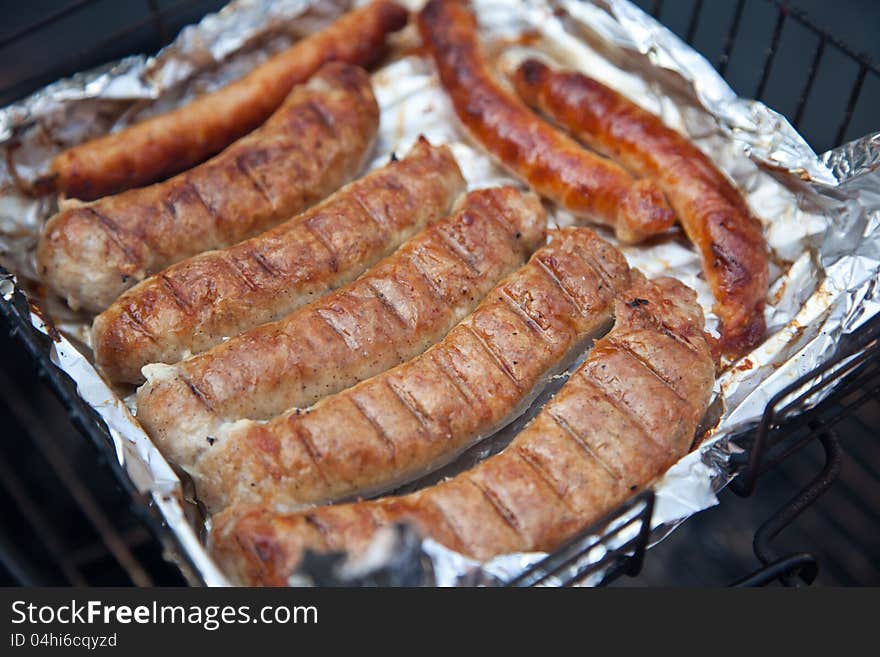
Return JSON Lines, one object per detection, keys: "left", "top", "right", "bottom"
{"left": 0, "top": 0, "right": 878, "bottom": 587}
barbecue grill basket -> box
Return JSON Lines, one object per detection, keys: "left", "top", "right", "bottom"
{"left": 1, "top": 0, "right": 877, "bottom": 587}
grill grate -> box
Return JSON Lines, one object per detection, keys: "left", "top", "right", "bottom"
{"left": 507, "top": 491, "right": 655, "bottom": 587}
{"left": 644, "top": 0, "right": 879, "bottom": 152}
{"left": 0, "top": 312, "right": 184, "bottom": 585}
{"left": 0, "top": 0, "right": 878, "bottom": 587}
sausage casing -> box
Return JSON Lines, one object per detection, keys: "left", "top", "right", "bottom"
{"left": 512, "top": 59, "right": 769, "bottom": 356}
{"left": 93, "top": 138, "right": 463, "bottom": 383}
{"left": 190, "top": 225, "right": 633, "bottom": 514}
{"left": 210, "top": 272, "right": 715, "bottom": 585}
{"left": 417, "top": 0, "right": 675, "bottom": 243}
{"left": 48, "top": 1, "right": 408, "bottom": 200}
{"left": 136, "top": 187, "right": 545, "bottom": 451}
{"left": 38, "top": 62, "right": 379, "bottom": 314}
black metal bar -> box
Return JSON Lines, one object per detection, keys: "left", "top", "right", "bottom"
{"left": 620, "top": 492, "right": 654, "bottom": 578}
{"left": 731, "top": 553, "right": 818, "bottom": 587}
{"left": 507, "top": 491, "right": 654, "bottom": 587}
{"left": 834, "top": 63, "right": 868, "bottom": 146}
{"left": 767, "top": 0, "right": 880, "bottom": 78}
{"left": 767, "top": 357, "right": 880, "bottom": 438}
{"left": 561, "top": 536, "right": 642, "bottom": 586}
{"left": 792, "top": 36, "right": 826, "bottom": 128}
{"left": 753, "top": 428, "right": 822, "bottom": 481}
{"left": 584, "top": 492, "right": 655, "bottom": 586}
{"left": 685, "top": 0, "right": 704, "bottom": 44}
{"left": 755, "top": 6, "right": 787, "bottom": 100}
{"left": 0, "top": 367, "right": 154, "bottom": 586}
{"left": 774, "top": 460, "right": 880, "bottom": 571}
{"left": 563, "top": 492, "right": 655, "bottom": 587}
{"left": 717, "top": 0, "right": 746, "bottom": 77}
{"left": 69, "top": 526, "right": 152, "bottom": 568}
{"left": 0, "top": 455, "right": 87, "bottom": 585}
{"left": 0, "top": 271, "right": 201, "bottom": 586}
{"left": 751, "top": 428, "right": 842, "bottom": 585}
{"left": 730, "top": 329, "right": 878, "bottom": 497}
{"left": 739, "top": 361, "right": 877, "bottom": 486}
{"left": 801, "top": 377, "right": 880, "bottom": 436}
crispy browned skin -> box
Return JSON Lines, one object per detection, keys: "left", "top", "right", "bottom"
{"left": 48, "top": 1, "right": 408, "bottom": 200}
{"left": 189, "top": 226, "right": 633, "bottom": 515}
{"left": 210, "top": 272, "right": 715, "bottom": 585}
{"left": 38, "top": 62, "right": 378, "bottom": 314}
{"left": 92, "top": 139, "right": 462, "bottom": 384}
{"left": 513, "top": 59, "right": 769, "bottom": 357}
{"left": 417, "top": 0, "right": 674, "bottom": 243}
{"left": 136, "top": 188, "right": 544, "bottom": 451}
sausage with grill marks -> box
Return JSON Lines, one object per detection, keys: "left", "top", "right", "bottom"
{"left": 190, "top": 225, "right": 634, "bottom": 514}
{"left": 209, "top": 272, "right": 715, "bottom": 586}
{"left": 135, "top": 186, "right": 545, "bottom": 454}
{"left": 39, "top": 62, "right": 379, "bottom": 314}
{"left": 417, "top": 0, "right": 675, "bottom": 243}
{"left": 92, "top": 138, "right": 463, "bottom": 384}
{"left": 512, "top": 59, "right": 768, "bottom": 356}
{"left": 46, "top": 1, "right": 408, "bottom": 200}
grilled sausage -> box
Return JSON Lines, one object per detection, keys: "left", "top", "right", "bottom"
{"left": 92, "top": 138, "right": 462, "bottom": 384}
{"left": 186, "top": 225, "right": 633, "bottom": 515}
{"left": 48, "top": 1, "right": 408, "bottom": 200}
{"left": 38, "top": 62, "right": 379, "bottom": 314}
{"left": 210, "top": 272, "right": 715, "bottom": 585}
{"left": 512, "top": 59, "right": 769, "bottom": 356}
{"left": 417, "top": 0, "right": 675, "bottom": 243}
{"left": 136, "top": 187, "right": 544, "bottom": 451}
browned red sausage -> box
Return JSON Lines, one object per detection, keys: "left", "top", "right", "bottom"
{"left": 38, "top": 62, "right": 378, "bottom": 313}
{"left": 47, "top": 1, "right": 408, "bottom": 200}
{"left": 417, "top": 0, "right": 675, "bottom": 243}
{"left": 512, "top": 59, "right": 769, "bottom": 357}
{"left": 93, "top": 138, "right": 464, "bottom": 384}
{"left": 135, "top": 187, "right": 544, "bottom": 453}
{"left": 188, "top": 225, "right": 633, "bottom": 515}
{"left": 209, "top": 271, "right": 715, "bottom": 585}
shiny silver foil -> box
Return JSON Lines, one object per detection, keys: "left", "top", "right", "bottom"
{"left": 0, "top": 0, "right": 878, "bottom": 587}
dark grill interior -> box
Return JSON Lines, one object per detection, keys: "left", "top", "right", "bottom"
{"left": 0, "top": 0, "right": 228, "bottom": 107}
{"left": 0, "top": 326, "right": 184, "bottom": 585}
{"left": 0, "top": 0, "right": 878, "bottom": 586}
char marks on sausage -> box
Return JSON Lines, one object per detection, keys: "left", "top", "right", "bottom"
{"left": 48, "top": 1, "right": 408, "bottom": 200}
{"left": 93, "top": 138, "right": 464, "bottom": 383}
{"left": 209, "top": 271, "right": 716, "bottom": 585}
{"left": 417, "top": 0, "right": 675, "bottom": 243}
{"left": 39, "top": 62, "right": 379, "bottom": 314}
{"left": 512, "top": 59, "right": 768, "bottom": 356}
{"left": 135, "top": 186, "right": 545, "bottom": 456}
{"left": 191, "top": 225, "right": 634, "bottom": 515}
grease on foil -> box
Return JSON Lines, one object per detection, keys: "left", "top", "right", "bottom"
{"left": 0, "top": 0, "right": 878, "bottom": 587}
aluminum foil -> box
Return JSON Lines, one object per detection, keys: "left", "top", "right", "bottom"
{"left": 0, "top": 0, "right": 878, "bottom": 587}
